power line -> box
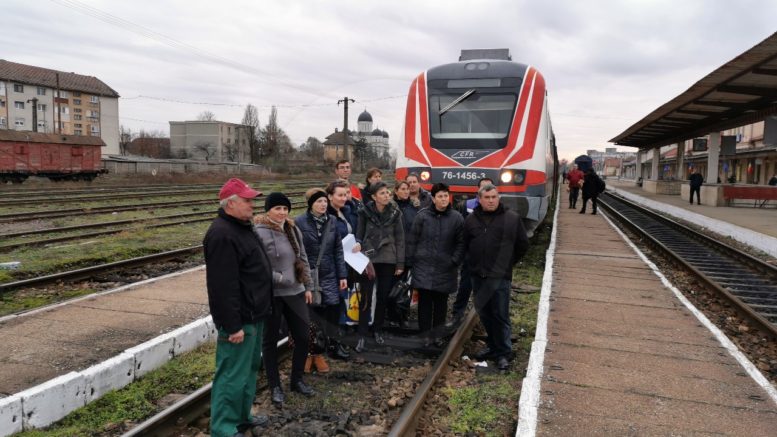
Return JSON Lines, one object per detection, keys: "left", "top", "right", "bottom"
{"left": 122, "top": 95, "right": 343, "bottom": 109}
{"left": 49, "top": 0, "right": 328, "bottom": 99}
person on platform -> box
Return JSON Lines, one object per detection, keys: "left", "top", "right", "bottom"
{"left": 769, "top": 174, "right": 777, "bottom": 186}
{"left": 464, "top": 183, "right": 529, "bottom": 371}
{"left": 566, "top": 165, "right": 584, "bottom": 209}
{"left": 689, "top": 169, "right": 704, "bottom": 205}
{"left": 579, "top": 169, "right": 604, "bottom": 215}
{"left": 354, "top": 181, "right": 405, "bottom": 352}
{"left": 406, "top": 183, "right": 465, "bottom": 346}
{"left": 296, "top": 188, "right": 350, "bottom": 372}
{"left": 391, "top": 180, "right": 417, "bottom": 328}
{"left": 253, "top": 192, "right": 315, "bottom": 405}
{"left": 204, "top": 178, "right": 271, "bottom": 437}
{"left": 406, "top": 172, "right": 433, "bottom": 210}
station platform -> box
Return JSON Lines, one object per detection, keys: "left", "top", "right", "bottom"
{"left": 530, "top": 204, "right": 777, "bottom": 435}
{"left": 608, "top": 178, "right": 777, "bottom": 250}
{"left": 0, "top": 268, "right": 209, "bottom": 395}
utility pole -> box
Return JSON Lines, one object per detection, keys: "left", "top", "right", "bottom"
{"left": 27, "top": 97, "right": 39, "bottom": 132}
{"left": 337, "top": 97, "right": 355, "bottom": 161}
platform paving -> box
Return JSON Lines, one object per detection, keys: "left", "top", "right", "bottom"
{"left": 0, "top": 268, "right": 208, "bottom": 395}
{"left": 535, "top": 205, "right": 777, "bottom": 436}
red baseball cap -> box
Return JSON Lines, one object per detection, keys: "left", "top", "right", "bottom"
{"left": 218, "top": 178, "right": 261, "bottom": 200}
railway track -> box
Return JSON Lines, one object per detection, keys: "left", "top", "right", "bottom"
{"left": 121, "top": 311, "right": 478, "bottom": 436}
{"left": 598, "top": 192, "right": 777, "bottom": 340}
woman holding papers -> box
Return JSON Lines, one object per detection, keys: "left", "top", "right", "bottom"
{"left": 354, "top": 181, "right": 405, "bottom": 352}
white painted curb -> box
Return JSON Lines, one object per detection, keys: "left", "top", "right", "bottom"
{"left": 0, "top": 263, "right": 214, "bottom": 435}
{"left": 515, "top": 189, "right": 560, "bottom": 437}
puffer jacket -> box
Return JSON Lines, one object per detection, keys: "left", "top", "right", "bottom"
{"left": 295, "top": 212, "right": 348, "bottom": 306}
{"left": 253, "top": 215, "right": 313, "bottom": 297}
{"left": 356, "top": 201, "right": 405, "bottom": 268}
{"left": 406, "top": 205, "right": 465, "bottom": 293}
{"left": 203, "top": 209, "right": 273, "bottom": 334}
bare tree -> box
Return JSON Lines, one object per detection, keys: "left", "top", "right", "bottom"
{"left": 300, "top": 136, "right": 324, "bottom": 158}
{"left": 196, "top": 110, "right": 216, "bottom": 121}
{"left": 119, "top": 125, "right": 134, "bottom": 156}
{"left": 194, "top": 141, "right": 216, "bottom": 161}
{"left": 223, "top": 142, "right": 238, "bottom": 162}
{"left": 241, "top": 104, "right": 261, "bottom": 163}
{"left": 259, "top": 106, "right": 294, "bottom": 159}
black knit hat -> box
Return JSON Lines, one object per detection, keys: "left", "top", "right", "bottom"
{"left": 307, "top": 190, "right": 329, "bottom": 210}
{"left": 264, "top": 192, "right": 292, "bottom": 212}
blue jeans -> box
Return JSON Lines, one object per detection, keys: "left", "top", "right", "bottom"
{"left": 471, "top": 276, "right": 513, "bottom": 359}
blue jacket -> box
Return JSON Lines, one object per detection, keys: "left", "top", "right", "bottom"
{"left": 327, "top": 203, "right": 358, "bottom": 240}
{"left": 295, "top": 212, "right": 348, "bottom": 306}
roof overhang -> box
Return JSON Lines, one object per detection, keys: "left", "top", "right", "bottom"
{"left": 610, "top": 31, "right": 777, "bottom": 150}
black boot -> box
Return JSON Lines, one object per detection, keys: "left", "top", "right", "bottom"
{"left": 355, "top": 336, "right": 367, "bottom": 353}
{"left": 329, "top": 340, "right": 350, "bottom": 360}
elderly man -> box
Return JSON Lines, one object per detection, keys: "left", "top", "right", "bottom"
{"left": 463, "top": 184, "right": 529, "bottom": 371}
{"left": 204, "top": 178, "right": 272, "bottom": 437}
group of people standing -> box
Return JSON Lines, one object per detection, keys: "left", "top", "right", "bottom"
{"left": 203, "top": 160, "right": 529, "bottom": 437}
{"left": 564, "top": 164, "right": 606, "bottom": 213}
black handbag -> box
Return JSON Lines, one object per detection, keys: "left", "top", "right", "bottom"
{"left": 388, "top": 269, "right": 412, "bottom": 301}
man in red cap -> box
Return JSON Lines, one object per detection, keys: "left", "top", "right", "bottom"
{"left": 204, "top": 178, "right": 272, "bottom": 437}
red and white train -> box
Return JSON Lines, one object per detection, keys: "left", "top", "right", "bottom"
{"left": 395, "top": 49, "right": 558, "bottom": 234}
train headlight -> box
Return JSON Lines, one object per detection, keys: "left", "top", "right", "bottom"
{"left": 500, "top": 171, "right": 513, "bottom": 184}
{"left": 420, "top": 170, "right": 431, "bottom": 182}
{"left": 514, "top": 171, "right": 526, "bottom": 185}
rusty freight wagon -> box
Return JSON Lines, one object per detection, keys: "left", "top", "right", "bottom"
{"left": 0, "top": 130, "right": 106, "bottom": 183}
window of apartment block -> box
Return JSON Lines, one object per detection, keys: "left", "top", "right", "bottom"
{"left": 74, "top": 123, "right": 82, "bottom": 128}
{"left": 74, "top": 108, "right": 82, "bottom": 113}
{"left": 37, "top": 104, "right": 47, "bottom": 111}
{"left": 72, "top": 91, "right": 81, "bottom": 97}
{"left": 0, "top": 83, "right": 5, "bottom": 93}
{"left": 15, "top": 118, "right": 25, "bottom": 127}
{"left": 74, "top": 114, "right": 82, "bottom": 120}
{"left": 13, "top": 84, "right": 23, "bottom": 93}
{"left": 0, "top": 100, "right": 5, "bottom": 108}
{"left": 0, "top": 117, "right": 6, "bottom": 127}
{"left": 74, "top": 129, "right": 82, "bottom": 135}
{"left": 90, "top": 95, "right": 99, "bottom": 103}
{"left": 73, "top": 99, "right": 82, "bottom": 105}
{"left": 55, "top": 90, "right": 68, "bottom": 98}
{"left": 60, "top": 106, "right": 69, "bottom": 114}
{"left": 14, "top": 101, "right": 24, "bottom": 109}
{"left": 37, "top": 120, "right": 46, "bottom": 129}
{"left": 91, "top": 125, "right": 99, "bottom": 133}
{"left": 37, "top": 87, "right": 46, "bottom": 96}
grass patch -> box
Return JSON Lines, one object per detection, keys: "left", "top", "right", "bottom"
{"left": 442, "top": 202, "right": 555, "bottom": 435}
{"left": 17, "top": 343, "right": 216, "bottom": 437}
{"left": 0, "top": 288, "right": 95, "bottom": 317}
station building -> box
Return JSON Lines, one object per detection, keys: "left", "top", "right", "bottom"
{"left": 611, "top": 31, "right": 777, "bottom": 205}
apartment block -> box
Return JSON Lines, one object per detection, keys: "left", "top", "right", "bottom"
{"left": 169, "top": 121, "right": 251, "bottom": 163}
{"left": 0, "top": 59, "right": 121, "bottom": 155}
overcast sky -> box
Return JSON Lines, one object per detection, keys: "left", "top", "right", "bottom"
{"left": 4, "top": 0, "right": 777, "bottom": 161}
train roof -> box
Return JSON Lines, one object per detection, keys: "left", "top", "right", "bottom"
{"left": 426, "top": 60, "right": 529, "bottom": 81}
{"left": 0, "top": 130, "right": 106, "bottom": 146}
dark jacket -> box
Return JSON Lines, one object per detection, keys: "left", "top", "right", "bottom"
{"left": 689, "top": 173, "right": 704, "bottom": 188}
{"left": 582, "top": 172, "right": 604, "bottom": 198}
{"left": 203, "top": 209, "right": 273, "bottom": 334}
{"left": 327, "top": 204, "right": 357, "bottom": 239}
{"left": 464, "top": 204, "right": 529, "bottom": 280}
{"left": 412, "top": 188, "right": 433, "bottom": 210}
{"left": 356, "top": 201, "right": 405, "bottom": 268}
{"left": 295, "top": 212, "right": 348, "bottom": 306}
{"left": 407, "top": 205, "right": 465, "bottom": 293}
{"left": 395, "top": 197, "right": 420, "bottom": 264}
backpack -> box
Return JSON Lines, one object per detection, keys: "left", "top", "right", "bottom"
{"left": 596, "top": 176, "right": 606, "bottom": 194}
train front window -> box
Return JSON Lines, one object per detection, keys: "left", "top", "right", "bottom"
{"left": 429, "top": 92, "right": 516, "bottom": 149}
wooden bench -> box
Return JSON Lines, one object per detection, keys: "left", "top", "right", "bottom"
{"left": 722, "top": 185, "right": 777, "bottom": 208}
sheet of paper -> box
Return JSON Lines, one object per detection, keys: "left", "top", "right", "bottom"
{"left": 341, "top": 233, "right": 369, "bottom": 273}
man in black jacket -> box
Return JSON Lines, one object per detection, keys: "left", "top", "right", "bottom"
{"left": 689, "top": 169, "right": 704, "bottom": 205}
{"left": 463, "top": 184, "right": 529, "bottom": 370}
{"left": 204, "top": 178, "right": 273, "bottom": 437}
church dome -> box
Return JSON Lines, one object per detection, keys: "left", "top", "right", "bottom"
{"left": 371, "top": 128, "right": 383, "bottom": 136}
{"left": 357, "top": 110, "right": 373, "bottom": 122}
{"left": 381, "top": 130, "right": 389, "bottom": 138}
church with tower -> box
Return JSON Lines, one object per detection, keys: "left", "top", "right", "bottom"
{"left": 323, "top": 109, "right": 390, "bottom": 163}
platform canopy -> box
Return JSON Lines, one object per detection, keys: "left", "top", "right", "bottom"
{"left": 610, "top": 31, "right": 777, "bottom": 150}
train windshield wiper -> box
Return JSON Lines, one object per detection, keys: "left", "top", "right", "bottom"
{"left": 439, "top": 89, "right": 476, "bottom": 116}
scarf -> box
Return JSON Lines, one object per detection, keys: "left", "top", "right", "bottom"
{"left": 255, "top": 214, "right": 310, "bottom": 285}
{"left": 310, "top": 212, "right": 329, "bottom": 237}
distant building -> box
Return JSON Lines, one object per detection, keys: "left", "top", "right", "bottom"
{"left": 169, "top": 120, "right": 251, "bottom": 163}
{"left": 0, "top": 59, "right": 121, "bottom": 155}
{"left": 126, "top": 136, "right": 171, "bottom": 159}
{"left": 323, "top": 109, "right": 390, "bottom": 162}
